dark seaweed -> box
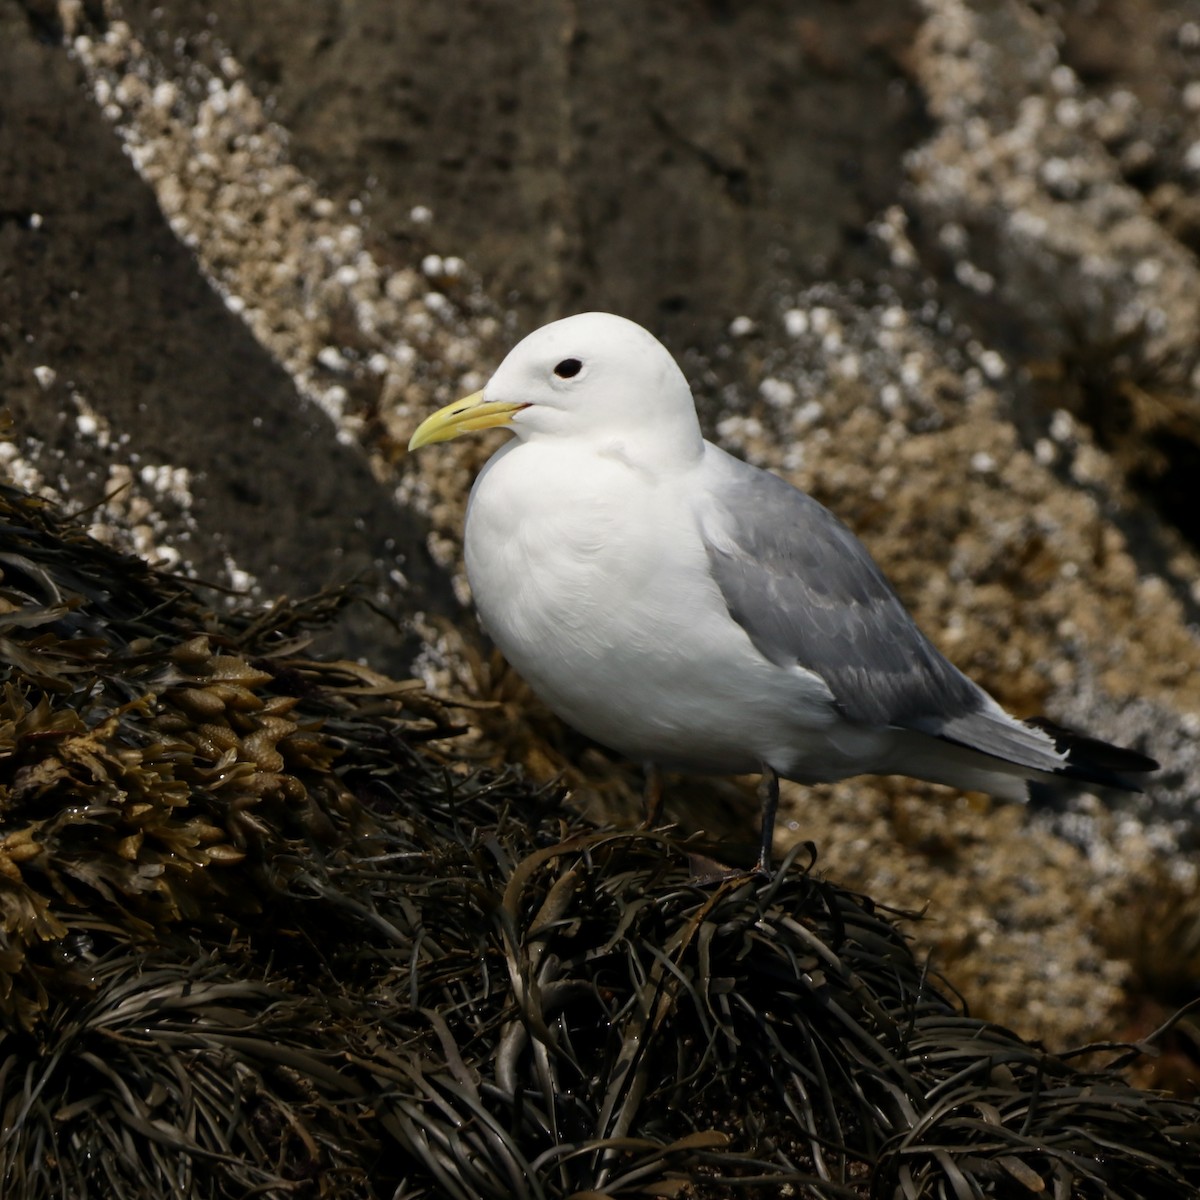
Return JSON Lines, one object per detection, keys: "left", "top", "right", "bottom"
{"left": 0, "top": 481, "right": 1197, "bottom": 1198}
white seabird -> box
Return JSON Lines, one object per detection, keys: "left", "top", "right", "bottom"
{"left": 408, "top": 312, "right": 1157, "bottom": 870}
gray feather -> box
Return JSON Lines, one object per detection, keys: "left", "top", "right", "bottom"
{"left": 919, "top": 707, "right": 1064, "bottom": 775}
{"left": 699, "top": 450, "right": 987, "bottom": 730}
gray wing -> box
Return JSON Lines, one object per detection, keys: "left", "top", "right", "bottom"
{"left": 698, "top": 449, "right": 985, "bottom": 731}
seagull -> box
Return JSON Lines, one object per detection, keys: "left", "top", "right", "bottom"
{"left": 408, "top": 312, "right": 1158, "bottom": 871}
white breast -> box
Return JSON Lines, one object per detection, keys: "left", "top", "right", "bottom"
{"left": 463, "top": 438, "right": 842, "bottom": 774}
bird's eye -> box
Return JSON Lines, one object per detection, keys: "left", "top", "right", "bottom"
{"left": 553, "top": 358, "right": 583, "bottom": 379}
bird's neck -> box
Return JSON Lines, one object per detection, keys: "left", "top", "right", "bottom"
{"left": 591, "top": 423, "right": 704, "bottom": 476}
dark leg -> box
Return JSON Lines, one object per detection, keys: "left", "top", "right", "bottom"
{"left": 640, "top": 762, "right": 664, "bottom": 829}
{"left": 755, "top": 764, "right": 780, "bottom": 874}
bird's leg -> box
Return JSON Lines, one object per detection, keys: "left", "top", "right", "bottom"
{"left": 640, "top": 761, "right": 664, "bottom": 829}
{"left": 755, "top": 764, "right": 780, "bottom": 874}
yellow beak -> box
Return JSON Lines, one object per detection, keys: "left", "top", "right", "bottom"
{"left": 407, "top": 389, "right": 527, "bottom": 451}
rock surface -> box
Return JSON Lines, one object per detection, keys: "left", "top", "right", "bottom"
{"left": 3, "top": 0, "right": 1199, "bottom": 1054}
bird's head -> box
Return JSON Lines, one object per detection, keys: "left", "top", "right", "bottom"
{"left": 408, "top": 312, "right": 704, "bottom": 465}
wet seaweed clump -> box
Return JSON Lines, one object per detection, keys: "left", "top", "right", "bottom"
{"left": 1, "top": 477, "right": 1199, "bottom": 1199}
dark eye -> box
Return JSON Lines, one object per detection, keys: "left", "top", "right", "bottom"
{"left": 553, "top": 358, "right": 582, "bottom": 379}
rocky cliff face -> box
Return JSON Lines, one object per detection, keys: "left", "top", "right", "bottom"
{"left": 3, "top": 0, "right": 1199, "bottom": 1051}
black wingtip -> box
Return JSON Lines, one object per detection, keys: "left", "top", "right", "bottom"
{"left": 1027, "top": 716, "right": 1159, "bottom": 792}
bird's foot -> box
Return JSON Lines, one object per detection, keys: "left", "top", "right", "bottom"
{"left": 751, "top": 854, "right": 774, "bottom": 879}
{"left": 686, "top": 852, "right": 766, "bottom": 886}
